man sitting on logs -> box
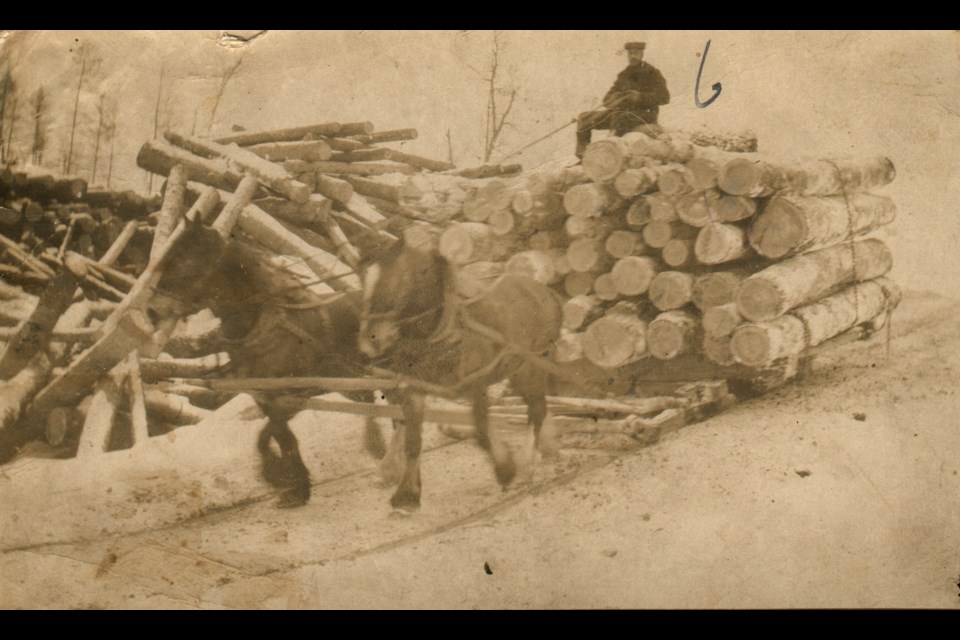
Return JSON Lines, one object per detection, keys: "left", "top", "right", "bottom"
{"left": 575, "top": 42, "right": 671, "bottom": 158}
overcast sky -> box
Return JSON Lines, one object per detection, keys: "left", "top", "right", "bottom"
{"left": 1, "top": 30, "right": 958, "bottom": 294}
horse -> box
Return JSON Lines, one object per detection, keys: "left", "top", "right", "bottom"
{"left": 149, "top": 215, "right": 387, "bottom": 508}
{"left": 358, "top": 236, "right": 564, "bottom": 512}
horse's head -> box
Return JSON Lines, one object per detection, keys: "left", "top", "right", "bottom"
{"left": 146, "top": 215, "right": 230, "bottom": 328}
{"left": 358, "top": 236, "right": 451, "bottom": 359}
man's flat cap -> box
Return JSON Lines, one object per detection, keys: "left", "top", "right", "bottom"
{"left": 624, "top": 42, "right": 646, "bottom": 50}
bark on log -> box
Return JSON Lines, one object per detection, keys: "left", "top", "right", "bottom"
{"left": 748, "top": 193, "right": 896, "bottom": 259}
{"left": 137, "top": 139, "right": 242, "bottom": 193}
{"left": 341, "top": 176, "right": 401, "bottom": 203}
{"left": 0, "top": 269, "right": 78, "bottom": 379}
{"left": 0, "top": 326, "right": 98, "bottom": 345}
{"left": 647, "top": 310, "right": 698, "bottom": 360}
{"left": 381, "top": 149, "right": 454, "bottom": 173}
{"left": 140, "top": 353, "right": 232, "bottom": 382}
{"left": 285, "top": 161, "right": 419, "bottom": 176}
{"left": 694, "top": 223, "right": 750, "bottom": 265}
{"left": 0, "top": 352, "right": 51, "bottom": 433}
{"left": 648, "top": 271, "right": 695, "bottom": 311}
{"left": 213, "top": 122, "right": 345, "bottom": 146}
{"left": 313, "top": 175, "right": 355, "bottom": 203}
{"left": 451, "top": 163, "right": 523, "bottom": 179}
{"left": 144, "top": 390, "right": 212, "bottom": 425}
{"left": 736, "top": 238, "right": 893, "bottom": 322}
{"left": 347, "top": 128, "right": 418, "bottom": 145}
{"left": 731, "top": 277, "right": 900, "bottom": 368}
{"left": 702, "top": 302, "right": 742, "bottom": 338}
{"left": 76, "top": 367, "right": 126, "bottom": 457}
{"left": 717, "top": 156, "right": 896, "bottom": 198}
{"left": 692, "top": 269, "right": 750, "bottom": 310}
{"left": 165, "top": 131, "right": 310, "bottom": 204}
{"left": 321, "top": 137, "right": 368, "bottom": 152}
{"left": 125, "top": 351, "right": 150, "bottom": 446}
{"left": 246, "top": 140, "right": 333, "bottom": 162}
{"left": 255, "top": 195, "right": 333, "bottom": 228}
{"left": 210, "top": 176, "right": 261, "bottom": 238}
{"left": 581, "top": 307, "right": 648, "bottom": 368}
{"left": 237, "top": 203, "right": 359, "bottom": 290}
{"left": 329, "top": 148, "right": 389, "bottom": 163}
{"left": 610, "top": 256, "right": 658, "bottom": 296}
{"left": 98, "top": 220, "right": 140, "bottom": 267}
{"left": 27, "top": 310, "right": 155, "bottom": 422}
{"left": 152, "top": 164, "right": 188, "bottom": 257}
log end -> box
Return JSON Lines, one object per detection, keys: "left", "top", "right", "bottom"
{"left": 647, "top": 319, "right": 685, "bottom": 360}
{"left": 582, "top": 317, "right": 647, "bottom": 368}
{"left": 730, "top": 324, "right": 774, "bottom": 368}
{"left": 736, "top": 277, "right": 784, "bottom": 323}
{"left": 717, "top": 158, "right": 761, "bottom": 196}
{"left": 748, "top": 199, "right": 806, "bottom": 260}
{"left": 611, "top": 256, "right": 657, "bottom": 296}
{"left": 582, "top": 139, "right": 626, "bottom": 184}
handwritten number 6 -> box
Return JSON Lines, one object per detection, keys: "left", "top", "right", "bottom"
{"left": 696, "top": 40, "right": 722, "bottom": 108}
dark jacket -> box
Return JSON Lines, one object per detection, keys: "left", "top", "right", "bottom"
{"left": 603, "top": 61, "right": 670, "bottom": 123}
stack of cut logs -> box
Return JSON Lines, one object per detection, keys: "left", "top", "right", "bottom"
{"left": 0, "top": 117, "right": 901, "bottom": 462}
{"left": 435, "top": 128, "right": 900, "bottom": 381}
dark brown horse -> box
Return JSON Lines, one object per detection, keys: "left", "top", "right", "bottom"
{"left": 359, "top": 237, "right": 564, "bottom": 511}
{"left": 151, "top": 217, "right": 385, "bottom": 508}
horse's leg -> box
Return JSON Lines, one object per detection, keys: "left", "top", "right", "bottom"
{"left": 472, "top": 390, "right": 516, "bottom": 487}
{"left": 512, "top": 368, "right": 560, "bottom": 463}
{"left": 390, "top": 391, "right": 424, "bottom": 512}
{"left": 258, "top": 402, "right": 311, "bottom": 509}
{"left": 376, "top": 390, "right": 406, "bottom": 485}
{"left": 358, "top": 390, "right": 387, "bottom": 460}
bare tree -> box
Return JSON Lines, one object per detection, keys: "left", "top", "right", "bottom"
{"left": 30, "top": 87, "right": 45, "bottom": 165}
{"left": 481, "top": 31, "right": 519, "bottom": 163}
{"left": 66, "top": 42, "right": 101, "bottom": 175}
{"left": 4, "top": 93, "right": 18, "bottom": 164}
{"left": 207, "top": 52, "right": 245, "bottom": 133}
{"left": 0, "top": 66, "right": 17, "bottom": 163}
{"left": 91, "top": 93, "right": 116, "bottom": 184}
{"left": 146, "top": 62, "right": 167, "bottom": 191}
{"left": 105, "top": 114, "right": 117, "bottom": 189}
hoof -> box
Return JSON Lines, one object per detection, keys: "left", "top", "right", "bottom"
{"left": 390, "top": 491, "right": 421, "bottom": 512}
{"left": 275, "top": 485, "right": 310, "bottom": 509}
{"left": 494, "top": 458, "right": 517, "bottom": 487}
{"left": 388, "top": 507, "right": 417, "bottom": 519}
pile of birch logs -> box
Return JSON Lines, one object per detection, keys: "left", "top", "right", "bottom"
{"left": 436, "top": 128, "right": 900, "bottom": 383}
{"left": 0, "top": 119, "right": 533, "bottom": 459}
